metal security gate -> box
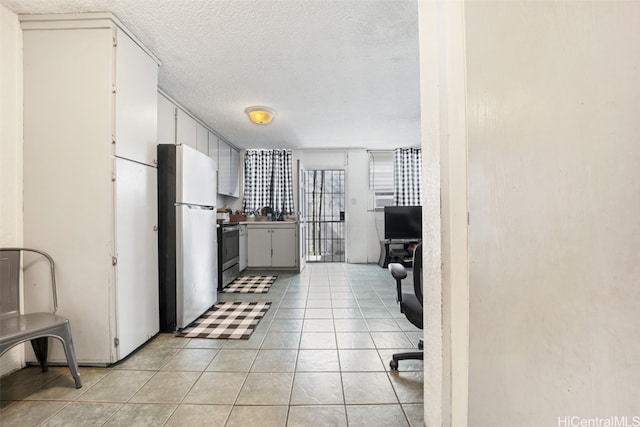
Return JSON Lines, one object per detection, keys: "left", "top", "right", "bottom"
{"left": 304, "top": 170, "right": 345, "bottom": 262}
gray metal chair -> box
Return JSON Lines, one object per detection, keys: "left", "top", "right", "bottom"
{"left": 388, "top": 242, "right": 424, "bottom": 370}
{"left": 0, "top": 248, "right": 82, "bottom": 388}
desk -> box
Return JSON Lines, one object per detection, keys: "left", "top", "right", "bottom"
{"left": 378, "top": 239, "right": 421, "bottom": 268}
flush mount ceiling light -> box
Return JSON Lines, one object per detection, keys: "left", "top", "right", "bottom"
{"left": 245, "top": 106, "right": 276, "bottom": 125}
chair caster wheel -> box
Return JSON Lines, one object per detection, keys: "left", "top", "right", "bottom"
{"left": 390, "top": 359, "right": 398, "bottom": 370}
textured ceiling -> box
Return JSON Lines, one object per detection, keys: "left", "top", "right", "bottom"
{"left": 3, "top": 0, "right": 420, "bottom": 150}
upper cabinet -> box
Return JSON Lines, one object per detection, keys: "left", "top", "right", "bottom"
{"left": 176, "top": 108, "right": 197, "bottom": 150}
{"left": 157, "top": 93, "right": 176, "bottom": 144}
{"left": 230, "top": 147, "right": 240, "bottom": 197}
{"left": 157, "top": 93, "right": 238, "bottom": 192}
{"left": 163, "top": 99, "right": 210, "bottom": 157}
{"left": 196, "top": 123, "right": 209, "bottom": 155}
{"left": 218, "top": 140, "right": 240, "bottom": 197}
{"left": 113, "top": 30, "right": 158, "bottom": 166}
{"left": 208, "top": 132, "right": 218, "bottom": 171}
{"left": 218, "top": 140, "right": 231, "bottom": 195}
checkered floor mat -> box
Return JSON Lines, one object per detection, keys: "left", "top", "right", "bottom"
{"left": 222, "top": 275, "right": 277, "bottom": 293}
{"left": 176, "top": 301, "right": 271, "bottom": 340}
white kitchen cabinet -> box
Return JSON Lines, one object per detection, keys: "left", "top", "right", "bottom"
{"left": 158, "top": 93, "right": 212, "bottom": 160}
{"left": 157, "top": 92, "right": 176, "bottom": 144}
{"left": 247, "top": 228, "right": 272, "bottom": 267}
{"left": 218, "top": 140, "right": 230, "bottom": 195}
{"left": 208, "top": 132, "right": 218, "bottom": 169}
{"left": 271, "top": 227, "right": 297, "bottom": 267}
{"left": 239, "top": 224, "right": 248, "bottom": 272}
{"left": 218, "top": 140, "right": 231, "bottom": 195}
{"left": 218, "top": 139, "right": 240, "bottom": 197}
{"left": 230, "top": 146, "right": 241, "bottom": 197}
{"left": 247, "top": 224, "right": 298, "bottom": 268}
{"left": 196, "top": 122, "right": 209, "bottom": 155}
{"left": 114, "top": 30, "right": 158, "bottom": 166}
{"left": 176, "top": 107, "right": 197, "bottom": 150}
{"left": 21, "top": 13, "right": 159, "bottom": 365}
{"left": 114, "top": 158, "right": 159, "bottom": 358}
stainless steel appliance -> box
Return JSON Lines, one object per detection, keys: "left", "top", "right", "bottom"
{"left": 158, "top": 144, "right": 218, "bottom": 332}
{"left": 218, "top": 223, "right": 240, "bottom": 290}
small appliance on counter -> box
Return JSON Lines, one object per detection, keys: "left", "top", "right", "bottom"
{"left": 261, "top": 206, "right": 274, "bottom": 219}
{"left": 217, "top": 209, "right": 230, "bottom": 223}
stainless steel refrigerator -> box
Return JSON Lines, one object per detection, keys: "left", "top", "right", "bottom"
{"left": 158, "top": 144, "right": 218, "bottom": 332}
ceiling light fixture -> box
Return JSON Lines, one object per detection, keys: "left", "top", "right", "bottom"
{"left": 245, "top": 106, "right": 276, "bottom": 125}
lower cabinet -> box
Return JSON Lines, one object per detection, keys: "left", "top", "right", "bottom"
{"left": 247, "top": 224, "right": 297, "bottom": 268}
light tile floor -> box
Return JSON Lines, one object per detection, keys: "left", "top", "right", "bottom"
{"left": 0, "top": 263, "right": 423, "bottom": 426}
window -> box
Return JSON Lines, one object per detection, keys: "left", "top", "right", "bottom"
{"left": 369, "top": 151, "right": 394, "bottom": 191}
{"left": 368, "top": 151, "right": 394, "bottom": 210}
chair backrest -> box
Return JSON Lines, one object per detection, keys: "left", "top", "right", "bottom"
{"left": 0, "top": 248, "right": 58, "bottom": 316}
{"left": 412, "top": 243, "right": 423, "bottom": 307}
{"left": 0, "top": 250, "right": 20, "bottom": 320}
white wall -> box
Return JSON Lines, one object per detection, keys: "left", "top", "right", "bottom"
{"left": 466, "top": 2, "right": 640, "bottom": 425}
{"left": 345, "top": 149, "right": 368, "bottom": 263}
{"left": 0, "top": 4, "right": 24, "bottom": 376}
{"left": 366, "top": 210, "right": 386, "bottom": 262}
{"left": 417, "top": 1, "right": 470, "bottom": 425}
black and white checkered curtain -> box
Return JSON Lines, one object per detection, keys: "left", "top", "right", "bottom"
{"left": 393, "top": 147, "right": 422, "bottom": 206}
{"left": 271, "top": 149, "right": 294, "bottom": 214}
{"left": 242, "top": 149, "right": 294, "bottom": 214}
{"left": 242, "top": 150, "right": 272, "bottom": 213}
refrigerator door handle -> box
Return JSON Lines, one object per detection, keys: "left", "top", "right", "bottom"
{"left": 176, "top": 203, "right": 215, "bottom": 211}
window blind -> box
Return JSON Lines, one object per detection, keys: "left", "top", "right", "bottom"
{"left": 369, "top": 151, "right": 394, "bottom": 190}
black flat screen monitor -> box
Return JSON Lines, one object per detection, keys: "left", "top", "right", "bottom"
{"left": 384, "top": 206, "right": 422, "bottom": 240}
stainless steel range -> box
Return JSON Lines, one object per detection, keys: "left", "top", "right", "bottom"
{"left": 218, "top": 223, "right": 240, "bottom": 290}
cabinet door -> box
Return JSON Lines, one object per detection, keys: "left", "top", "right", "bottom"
{"left": 176, "top": 108, "right": 197, "bottom": 149}
{"left": 196, "top": 122, "right": 209, "bottom": 155}
{"left": 157, "top": 93, "right": 176, "bottom": 144}
{"left": 218, "top": 140, "right": 231, "bottom": 195}
{"left": 239, "top": 225, "right": 248, "bottom": 271}
{"left": 230, "top": 147, "right": 240, "bottom": 197}
{"left": 271, "top": 227, "right": 298, "bottom": 267}
{"left": 247, "top": 228, "right": 272, "bottom": 267}
{"left": 115, "top": 158, "right": 159, "bottom": 359}
{"left": 208, "top": 132, "right": 218, "bottom": 169}
{"left": 114, "top": 28, "right": 158, "bottom": 166}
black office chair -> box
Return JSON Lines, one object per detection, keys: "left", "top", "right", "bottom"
{"left": 387, "top": 242, "right": 423, "bottom": 370}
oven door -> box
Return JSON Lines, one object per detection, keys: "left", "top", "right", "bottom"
{"left": 221, "top": 226, "right": 240, "bottom": 270}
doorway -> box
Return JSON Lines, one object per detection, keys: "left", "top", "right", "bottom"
{"left": 304, "top": 170, "right": 345, "bottom": 262}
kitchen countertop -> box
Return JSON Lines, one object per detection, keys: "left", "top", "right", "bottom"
{"left": 241, "top": 221, "right": 298, "bottom": 227}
